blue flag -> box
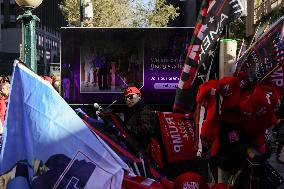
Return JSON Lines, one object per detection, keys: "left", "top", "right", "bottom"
{"left": 0, "top": 64, "right": 129, "bottom": 189}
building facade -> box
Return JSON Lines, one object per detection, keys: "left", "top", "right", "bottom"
{"left": 167, "top": 0, "right": 198, "bottom": 27}
{"left": 246, "top": 0, "right": 284, "bottom": 36}
{"left": 0, "top": 0, "right": 66, "bottom": 75}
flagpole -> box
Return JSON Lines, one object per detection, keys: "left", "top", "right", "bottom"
{"left": 80, "top": 0, "right": 83, "bottom": 27}
{"left": 236, "top": 38, "right": 245, "bottom": 60}
{"left": 225, "top": 24, "right": 230, "bottom": 38}
{"left": 248, "top": 21, "right": 262, "bottom": 48}
{"left": 237, "top": 21, "right": 263, "bottom": 70}
{"left": 259, "top": 64, "right": 280, "bottom": 84}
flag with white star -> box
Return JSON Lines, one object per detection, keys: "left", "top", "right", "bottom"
{"left": 237, "top": 16, "right": 284, "bottom": 85}
{"left": 174, "top": 0, "right": 244, "bottom": 113}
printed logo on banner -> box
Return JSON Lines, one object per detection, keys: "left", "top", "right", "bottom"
{"left": 53, "top": 151, "right": 97, "bottom": 189}
{"left": 270, "top": 66, "right": 284, "bottom": 94}
{"left": 157, "top": 112, "right": 196, "bottom": 163}
{"left": 183, "top": 181, "right": 199, "bottom": 189}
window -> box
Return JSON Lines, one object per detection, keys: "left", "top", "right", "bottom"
{"left": 1, "top": 3, "right": 4, "bottom": 15}
{"left": 10, "top": 3, "right": 16, "bottom": 15}
{"left": 0, "top": 15, "right": 3, "bottom": 24}
{"left": 38, "top": 35, "right": 42, "bottom": 46}
{"left": 46, "top": 51, "right": 51, "bottom": 60}
{"left": 36, "top": 34, "right": 38, "bottom": 45}
{"left": 37, "top": 49, "right": 40, "bottom": 61}
{"left": 10, "top": 15, "right": 16, "bottom": 22}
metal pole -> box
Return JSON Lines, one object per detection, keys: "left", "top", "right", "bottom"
{"left": 17, "top": 7, "right": 39, "bottom": 73}
{"left": 80, "top": 0, "right": 83, "bottom": 27}
{"left": 225, "top": 24, "right": 230, "bottom": 38}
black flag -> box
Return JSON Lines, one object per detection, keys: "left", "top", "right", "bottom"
{"left": 174, "top": 0, "right": 244, "bottom": 113}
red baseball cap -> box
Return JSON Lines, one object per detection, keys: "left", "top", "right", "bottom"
{"left": 124, "top": 86, "right": 141, "bottom": 96}
{"left": 201, "top": 119, "right": 220, "bottom": 145}
{"left": 196, "top": 80, "right": 219, "bottom": 121}
{"left": 201, "top": 119, "right": 220, "bottom": 157}
{"left": 239, "top": 85, "right": 280, "bottom": 136}
{"left": 173, "top": 172, "right": 209, "bottom": 189}
{"left": 220, "top": 107, "right": 244, "bottom": 128}
{"left": 40, "top": 76, "right": 53, "bottom": 84}
{"left": 234, "top": 71, "right": 250, "bottom": 84}
{"left": 219, "top": 76, "right": 248, "bottom": 110}
{"left": 196, "top": 80, "right": 219, "bottom": 104}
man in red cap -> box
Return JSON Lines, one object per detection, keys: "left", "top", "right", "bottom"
{"left": 123, "top": 86, "right": 156, "bottom": 153}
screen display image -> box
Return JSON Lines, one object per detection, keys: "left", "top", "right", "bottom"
{"left": 80, "top": 39, "right": 143, "bottom": 92}
{"left": 61, "top": 28, "right": 193, "bottom": 105}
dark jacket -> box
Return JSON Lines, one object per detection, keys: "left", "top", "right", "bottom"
{"left": 124, "top": 100, "right": 156, "bottom": 151}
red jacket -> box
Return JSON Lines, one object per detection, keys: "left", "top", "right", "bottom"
{"left": 0, "top": 98, "right": 7, "bottom": 127}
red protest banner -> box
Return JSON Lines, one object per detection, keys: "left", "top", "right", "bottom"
{"left": 156, "top": 112, "right": 197, "bottom": 163}
{"left": 268, "top": 64, "right": 284, "bottom": 95}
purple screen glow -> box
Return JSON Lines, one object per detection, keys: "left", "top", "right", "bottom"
{"left": 61, "top": 28, "right": 193, "bottom": 105}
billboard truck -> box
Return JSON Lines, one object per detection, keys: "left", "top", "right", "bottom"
{"left": 60, "top": 28, "right": 194, "bottom": 106}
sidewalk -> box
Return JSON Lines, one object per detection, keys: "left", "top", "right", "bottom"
{"left": 268, "top": 145, "right": 284, "bottom": 189}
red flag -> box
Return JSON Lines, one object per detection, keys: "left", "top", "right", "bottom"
{"left": 157, "top": 112, "right": 197, "bottom": 163}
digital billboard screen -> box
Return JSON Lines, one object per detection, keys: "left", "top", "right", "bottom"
{"left": 61, "top": 27, "right": 193, "bottom": 105}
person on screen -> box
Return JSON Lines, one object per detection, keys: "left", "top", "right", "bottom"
{"left": 123, "top": 87, "right": 156, "bottom": 152}
{"left": 84, "top": 53, "right": 94, "bottom": 87}
{"left": 61, "top": 64, "right": 71, "bottom": 101}
{"left": 117, "top": 51, "right": 130, "bottom": 85}
{"left": 128, "top": 51, "right": 141, "bottom": 86}
{"left": 72, "top": 72, "right": 81, "bottom": 102}
{"left": 95, "top": 51, "right": 108, "bottom": 90}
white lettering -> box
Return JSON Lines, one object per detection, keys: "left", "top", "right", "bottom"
{"left": 271, "top": 67, "right": 283, "bottom": 78}
{"left": 172, "top": 134, "right": 182, "bottom": 144}
{"left": 220, "top": 13, "right": 229, "bottom": 25}
{"left": 169, "top": 125, "right": 184, "bottom": 152}
{"left": 209, "top": 24, "right": 219, "bottom": 40}
{"left": 166, "top": 118, "right": 175, "bottom": 125}
{"left": 203, "top": 36, "right": 211, "bottom": 52}
{"left": 174, "top": 144, "right": 184, "bottom": 152}
{"left": 272, "top": 78, "right": 283, "bottom": 87}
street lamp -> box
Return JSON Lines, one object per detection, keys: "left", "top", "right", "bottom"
{"left": 16, "top": 0, "right": 42, "bottom": 73}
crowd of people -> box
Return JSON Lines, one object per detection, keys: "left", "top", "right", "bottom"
{"left": 0, "top": 72, "right": 61, "bottom": 149}
{"left": 82, "top": 48, "right": 143, "bottom": 91}
{"left": 0, "top": 76, "right": 10, "bottom": 149}
{"left": 0, "top": 70, "right": 283, "bottom": 188}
